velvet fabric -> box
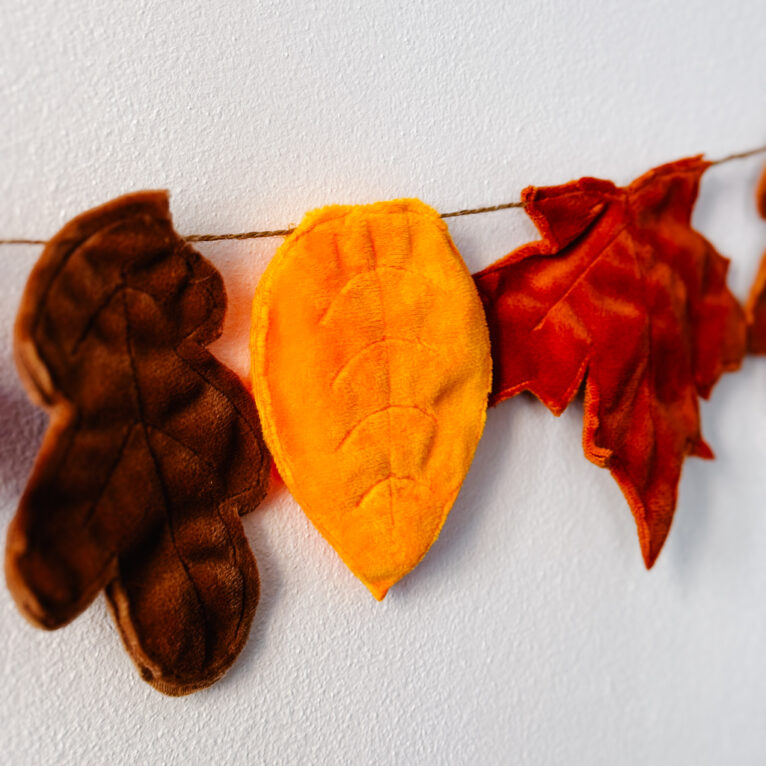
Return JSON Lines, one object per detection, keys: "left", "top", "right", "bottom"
{"left": 250, "top": 199, "right": 491, "bottom": 599}
{"left": 8, "top": 191, "right": 270, "bottom": 695}
{"left": 474, "top": 158, "right": 746, "bottom": 567}
{"left": 745, "top": 163, "right": 766, "bottom": 353}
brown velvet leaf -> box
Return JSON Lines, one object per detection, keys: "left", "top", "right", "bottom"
{"left": 474, "top": 158, "right": 746, "bottom": 568}
{"left": 745, "top": 162, "right": 766, "bottom": 353}
{"left": 7, "top": 191, "right": 270, "bottom": 695}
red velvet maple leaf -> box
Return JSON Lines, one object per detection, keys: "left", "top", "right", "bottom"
{"left": 474, "top": 157, "right": 746, "bottom": 567}
{"left": 745, "top": 162, "right": 766, "bottom": 353}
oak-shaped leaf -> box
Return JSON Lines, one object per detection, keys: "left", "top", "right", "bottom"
{"left": 474, "top": 157, "right": 746, "bottom": 567}
{"left": 7, "top": 191, "right": 270, "bottom": 695}
{"left": 745, "top": 162, "right": 766, "bottom": 353}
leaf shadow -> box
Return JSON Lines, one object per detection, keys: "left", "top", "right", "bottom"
{"left": 211, "top": 483, "right": 287, "bottom": 692}
{"left": 664, "top": 364, "right": 760, "bottom": 580}
{"left": 203, "top": 239, "right": 275, "bottom": 382}
{"left": 666, "top": 456, "right": 716, "bottom": 581}
{"left": 0, "top": 383, "right": 46, "bottom": 513}
{"left": 392, "top": 396, "right": 520, "bottom": 600}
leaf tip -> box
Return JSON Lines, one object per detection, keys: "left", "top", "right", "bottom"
{"left": 365, "top": 580, "right": 393, "bottom": 601}
{"left": 756, "top": 163, "right": 766, "bottom": 220}
{"left": 692, "top": 439, "right": 714, "bottom": 461}
{"left": 637, "top": 519, "right": 671, "bottom": 570}
{"left": 642, "top": 547, "right": 660, "bottom": 570}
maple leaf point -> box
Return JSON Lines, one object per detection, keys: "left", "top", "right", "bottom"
{"left": 745, "top": 161, "right": 766, "bottom": 354}
{"left": 475, "top": 157, "right": 746, "bottom": 568}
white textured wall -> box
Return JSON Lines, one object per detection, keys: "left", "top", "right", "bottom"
{"left": 2, "top": 1, "right": 766, "bottom": 764}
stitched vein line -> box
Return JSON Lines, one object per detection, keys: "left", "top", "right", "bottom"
{"left": 532, "top": 218, "right": 628, "bottom": 333}
{"left": 31, "top": 215, "right": 152, "bottom": 400}
{"left": 318, "top": 265, "right": 443, "bottom": 326}
{"left": 331, "top": 336, "right": 437, "bottom": 388}
{"left": 354, "top": 474, "right": 429, "bottom": 509}
{"left": 631, "top": 230, "right": 658, "bottom": 507}
{"left": 80, "top": 421, "right": 139, "bottom": 526}
{"left": 169, "top": 346, "right": 264, "bottom": 475}
{"left": 179, "top": 279, "right": 219, "bottom": 343}
{"left": 148, "top": 422, "right": 263, "bottom": 508}
{"left": 122, "top": 250, "right": 263, "bottom": 476}
{"left": 119, "top": 259, "right": 263, "bottom": 475}
{"left": 122, "top": 288, "right": 211, "bottom": 666}
{"left": 335, "top": 403, "right": 438, "bottom": 451}
{"left": 71, "top": 276, "right": 212, "bottom": 356}
{"left": 32, "top": 217, "right": 145, "bottom": 337}
{"left": 147, "top": 424, "right": 220, "bottom": 477}
{"left": 146, "top": 422, "right": 253, "bottom": 637}
{"left": 70, "top": 282, "right": 126, "bottom": 355}
{"left": 365, "top": 221, "right": 396, "bottom": 526}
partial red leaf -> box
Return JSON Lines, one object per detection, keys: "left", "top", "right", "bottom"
{"left": 474, "top": 157, "right": 746, "bottom": 567}
{"left": 7, "top": 191, "right": 270, "bottom": 695}
{"left": 745, "top": 162, "right": 766, "bottom": 353}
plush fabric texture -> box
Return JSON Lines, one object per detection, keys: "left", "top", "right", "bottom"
{"left": 745, "top": 163, "right": 766, "bottom": 353}
{"left": 8, "top": 191, "right": 270, "bottom": 696}
{"left": 474, "top": 157, "right": 746, "bottom": 568}
{"left": 251, "top": 199, "right": 491, "bottom": 600}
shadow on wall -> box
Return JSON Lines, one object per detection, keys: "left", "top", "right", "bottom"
{"left": 0, "top": 383, "right": 46, "bottom": 511}
{"left": 215, "top": 481, "right": 288, "bottom": 695}
{"left": 666, "top": 358, "right": 764, "bottom": 582}
{"left": 393, "top": 392, "right": 521, "bottom": 599}
{"left": 203, "top": 239, "right": 278, "bottom": 383}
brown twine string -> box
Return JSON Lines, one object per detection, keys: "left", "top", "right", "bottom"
{"left": 2, "top": 144, "right": 765, "bottom": 247}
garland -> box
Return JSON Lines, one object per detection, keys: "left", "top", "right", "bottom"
{"left": 3, "top": 148, "right": 766, "bottom": 696}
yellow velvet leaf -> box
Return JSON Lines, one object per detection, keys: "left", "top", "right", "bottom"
{"left": 251, "top": 199, "right": 491, "bottom": 599}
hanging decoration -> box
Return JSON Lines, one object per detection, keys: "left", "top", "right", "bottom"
{"left": 6, "top": 191, "right": 270, "bottom": 695}
{"left": 474, "top": 157, "right": 746, "bottom": 567}
{"left": 250, "top": 199, "right": 491, "bottom": 599}
{"left": 1, "top": 147, "right": 765, "bottom": 695}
